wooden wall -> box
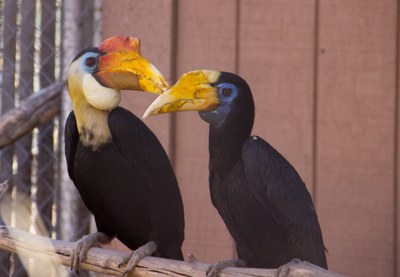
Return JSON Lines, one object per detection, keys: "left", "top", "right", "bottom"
{"left": 101, "top": 1, "right": 399, "bottom": 276}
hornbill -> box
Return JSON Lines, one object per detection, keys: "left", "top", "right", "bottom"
{"left": 144, "top": 70, "right": 327, "bottom": 274}
{"left": 65, "top": 36, "right": 184, "bottom": 276}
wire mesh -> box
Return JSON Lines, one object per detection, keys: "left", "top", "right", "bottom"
{"left": 0, "top": 0, "right": 101, "bottom": 276}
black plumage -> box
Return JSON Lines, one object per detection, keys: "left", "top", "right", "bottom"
{"left": 204, "top": 72, "right": 327, "bottom": 268}
{"left": 146, "top": 70, "right": 327, "bottom": 269}
{"left": 65, "top": 107, "right": 184, "bottom": 260}
{"left": 64, "top": 37, "right": 185, "bottom": 273}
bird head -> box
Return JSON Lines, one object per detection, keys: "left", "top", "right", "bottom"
{"left": 143, "top": 70, "right": 254, "bottom": 129}
{"left": 67, "top": 36, "right": 168, "bottom": 111}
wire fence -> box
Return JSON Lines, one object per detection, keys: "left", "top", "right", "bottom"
{"left": 0, "top": 0, "right": 101, "bottom": 276}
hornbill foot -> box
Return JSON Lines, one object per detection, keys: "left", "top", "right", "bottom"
{"left": 70, "top": 232, "right": 112, "bottom": 275}
{"left": 119, "top": 241, "right": 157, "bottom": 277}
{"left": 275, "top": 258, "right": 302, "bottom": 277}
{"left": 206, "top": 259, "right": 246, "bottom": 277}
{"left": 188, "top": 253, "right": 246, "bottom": 277}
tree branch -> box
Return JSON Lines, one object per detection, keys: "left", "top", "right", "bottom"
{"left": 0, "top": 82, "right": 64, "bottom": 149}
{"left": 0, "top": 225, "right": 347, "bottom": 277}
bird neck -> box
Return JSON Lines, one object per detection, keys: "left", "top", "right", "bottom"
{"left": 208, "top": 115, "right": 253, "bottom": 177}
{"left": 73, "top": 97, "right": 112, "bottom": 150}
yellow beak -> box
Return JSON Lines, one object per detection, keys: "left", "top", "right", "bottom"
{"left": 143, "top": 70, "right": 221, "bottom": 118}
{"left": 95, "top": 36, "right": 168, "bottom": 94}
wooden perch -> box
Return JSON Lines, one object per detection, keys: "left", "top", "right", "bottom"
{"left": 0, "top": 82, "right": 64, "bottom": 149}
{"left": 0, "top": 225, "right": 347, "bottom": 277}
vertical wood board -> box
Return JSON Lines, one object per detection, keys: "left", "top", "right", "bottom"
{"left": 174, "top": 0, "right": 238, "bottom": 262}
{"left": 239, "top": 0, "right": 316, "bottom": 192}
{"left": 316, "top": 1, "right": 397, "bottom": 276}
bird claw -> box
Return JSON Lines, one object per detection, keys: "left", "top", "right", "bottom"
{"left": 206, "top": 259, "right": 246, "bottom": 277}
{"left": 189, "top": 254, "right": 246, "bottom": 277}
{"left": 70, "top": 233, "right": 107, "bottom": 275}
{"left": 275, "top": 258, "right": 302, "bottom": 277}
{"left": 118, "top": 241, "right": 157, "bottom": 276}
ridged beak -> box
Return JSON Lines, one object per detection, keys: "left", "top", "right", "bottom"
{"left": 94, "top": 36, "right": 168, "bottom": 94}
{"left": 143, "top": 70, "right": 221, "bottom": 118}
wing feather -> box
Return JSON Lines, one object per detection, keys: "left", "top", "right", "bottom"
{"left": 64, "top": 111, "right": 79, "bottom": 182}
{"left": 242, "top": 136, "right": 327, "bottom": 268}
{"left": 108, "top": 107, "right": 184, "bottom": 244}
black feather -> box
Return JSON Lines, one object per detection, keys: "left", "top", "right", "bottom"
{"left": 204, "top": 72, "right": 327, "bottom": 268}
{"left": 65, "top": 107, "right": 184, "bottom": 259}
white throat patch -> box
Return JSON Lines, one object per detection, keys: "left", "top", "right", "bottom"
{"left": 82, "top": 74, "right": 121, "bottom": 111}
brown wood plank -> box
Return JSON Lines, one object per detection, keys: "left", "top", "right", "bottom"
{"left": 174, "top": 0, "right": 238, "bottom": 263}
{"left": 316, "top": 1, "right": 397, "bottom": 276}
{"left": 238, "top": 0, "right": 316, "bottom": 193}
{"left": 102, "top": 0, "right": 174, "bottom": 156}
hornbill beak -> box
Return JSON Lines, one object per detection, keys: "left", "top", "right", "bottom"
{"left": 143, "top": 70, "right": 221, "bottom": 118}
{"left": 95, "top": 36, "right": 168, "bottom": 94}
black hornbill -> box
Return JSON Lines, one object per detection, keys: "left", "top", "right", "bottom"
{"left": 144, "top": 70, "right": 327, "bottom": 271}
{"left": 65, "top": 36, "right": 184, "bottom": 275}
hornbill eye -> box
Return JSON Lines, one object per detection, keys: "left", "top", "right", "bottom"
{"left": 85, "top": 56, "right": 97, "bottom": 69}
{"left": 222, "top": 88, "right": 232, "bottom": 97}
{"left": 218, "top": 83, "right": 237, "bottom": 99}
{"left": 80, "top": 52, "right": 100, "bottom": 73}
